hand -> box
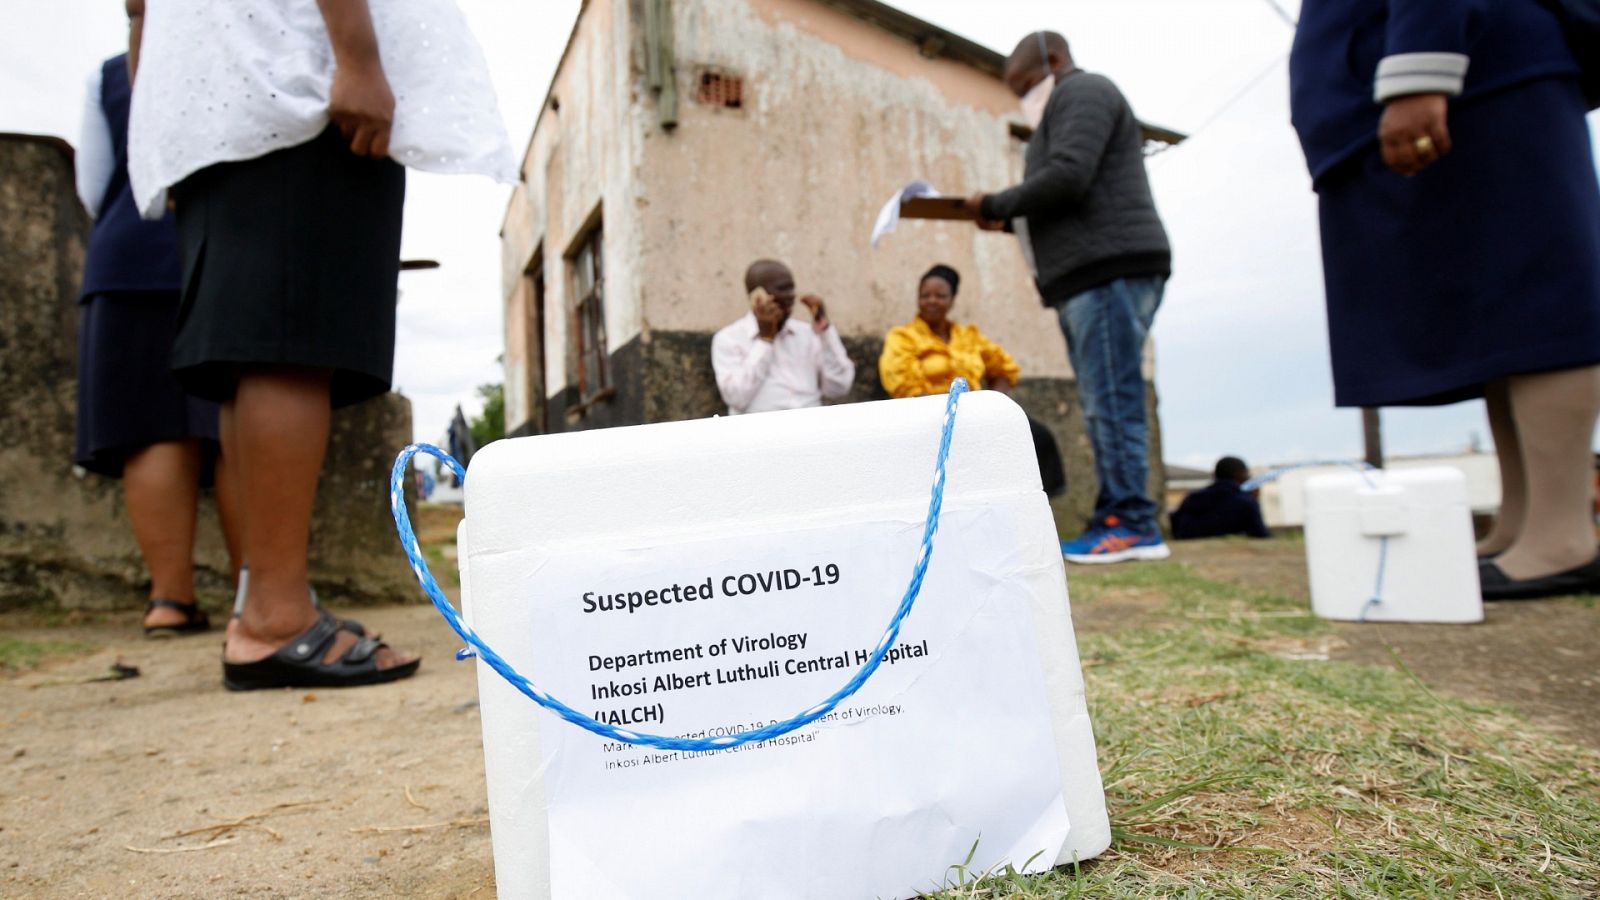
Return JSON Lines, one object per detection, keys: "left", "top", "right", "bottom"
{"left": 329, "top": 59, "right": 395, "bottom": 159}
{"left": 126, "top": 0, "right": 145, "bottom": 81}
{"left": 753, "top": 292, "right": 785, "bottom": 341}
{"left": 799, "top": 295, "right": 828, "bottom": 333}
{"left": 1378, "top": 93, "right": 1451, "bottom": 177}
{"left": 964, "top": 193, "right": 1001, "bottom": 231}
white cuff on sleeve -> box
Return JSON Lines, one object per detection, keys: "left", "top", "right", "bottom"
{"left": 1374, "top": 52, "right": 1470, "bottom": 103}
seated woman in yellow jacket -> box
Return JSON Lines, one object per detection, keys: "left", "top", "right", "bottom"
{"left": 880, "top": 264, "right": 1064, "bottom": 496}
{"left": 881, "top": 264, "right": 1020, "bottom": 397}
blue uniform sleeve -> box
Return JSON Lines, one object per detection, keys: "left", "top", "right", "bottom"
{"left": 1386, "top": 0, "right": 1487, "bottom": 55}
{"left": 1375, "top": 0, "right": 1489, "bottom": 101}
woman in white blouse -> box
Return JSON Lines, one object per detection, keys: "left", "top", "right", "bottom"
{"left": 127, "top": 0, "right": 515, "bottom": 690}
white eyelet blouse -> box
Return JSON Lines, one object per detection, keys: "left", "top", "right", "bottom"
{"left": 127, "top": 0, "right": 518, "bottom": 219}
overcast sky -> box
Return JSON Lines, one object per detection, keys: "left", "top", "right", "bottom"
{"left": 6, "top": 0, "right": 1597, "bottom": 468}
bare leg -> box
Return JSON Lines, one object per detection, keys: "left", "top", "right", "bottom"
{"left": 125, "top": 440, "right": 204, "bottom": 628}
{"left": 1494, "top": 365, "right": 1600, "bottom": 580}
{"left": 215, "top": 403, "right": 243, "bottom": 583}
{"left": 216, "top": 403, "right": 245, "bottom": 641}
{"left": 1477, "top": 380, "right": 1526, "bottom": 557}
{"left": 223, "top": 367, "right": 414, "bottom": 671}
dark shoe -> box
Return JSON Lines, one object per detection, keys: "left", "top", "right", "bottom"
{"left": 1480, "top": 556, "right": 1600, "bottom": 601}
{"left": 311, "top": 583, "right": 370, "bottom": 637}
{"left": 144, "top": 598, "right": 211, "bottom": 638}
{"left": 334, "top": 616, "right": 370, "bottom": 637}
{"left": 223, "top": 613, "right": 420, "bottom": 691}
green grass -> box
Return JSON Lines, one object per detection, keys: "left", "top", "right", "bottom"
{"left": 924, "top": 561, "right": 1600, "bottom": 898}
{"left": 0, "top": 636, "right": 95, "bottom": 672}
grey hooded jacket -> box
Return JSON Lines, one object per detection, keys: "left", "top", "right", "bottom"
{"left": 981, "top": 69, "right": 1171, "bottom": 303}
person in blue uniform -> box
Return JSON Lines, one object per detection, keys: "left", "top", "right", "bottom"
{"left": 74, "top": 43, "right": 239, "bottom": 636}
{"left": 1290, "top": 0, "right": 1600, "bottom": 600}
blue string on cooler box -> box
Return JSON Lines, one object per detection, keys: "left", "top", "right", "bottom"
{"left": 389, "top": 378, "right": 971, "bottom": 752}
{"left": 1243, "top": 460, "right": 1390, "bottom": 622}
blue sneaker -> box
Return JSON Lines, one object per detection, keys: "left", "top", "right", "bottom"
{"left": 1061, "top": 516, "right": 1171, "bottom": 565}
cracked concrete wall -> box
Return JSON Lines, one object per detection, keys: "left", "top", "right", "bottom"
{"left": 0, "top": 135, "right": 418, "bottom": 610}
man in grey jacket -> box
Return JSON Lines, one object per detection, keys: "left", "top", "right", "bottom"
{"left": 966, "top": 31, "right": 1172, "bottom": 565}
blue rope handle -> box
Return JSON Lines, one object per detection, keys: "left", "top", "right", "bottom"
{"left": 1358, "top": 536, "right": 1391, "bottom": 623}
{"left": 1241, "top": 459, "right": 1377, "bottom": 493}
{"left": 1242, "top": 460, "right": 1392, "bottom": 622}
{"left": 390, "top": 379, "right": 970, "bottom": 751}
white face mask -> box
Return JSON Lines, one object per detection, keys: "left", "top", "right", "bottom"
{"left": 1020, "top": 75, "right": 1055, "bottom": 129}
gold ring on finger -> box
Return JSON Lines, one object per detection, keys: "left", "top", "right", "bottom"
{"left": 1414, "top": 136, "right": 1435, "bottom": 156}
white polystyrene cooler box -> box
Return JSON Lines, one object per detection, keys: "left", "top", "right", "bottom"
{"left": 1302, "top": 467, "right": 1482, "bottom": 623}
{"left": 454, "top": 391, "right": 1108, "bottom": 900}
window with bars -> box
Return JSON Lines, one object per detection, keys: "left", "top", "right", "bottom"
{"left": 570, "top": 227, "right": 609, "bottom": 403}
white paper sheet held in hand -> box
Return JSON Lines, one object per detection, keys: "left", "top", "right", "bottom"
{"left": 871, "top": 180, "right": 940, "bottom": 247}
{"left": 459, "top": 392, "right": 1111, "bottom": 900}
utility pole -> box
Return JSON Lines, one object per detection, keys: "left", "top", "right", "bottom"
{"left": 1362, "top": 408, "right": 1385, "bottom": 469}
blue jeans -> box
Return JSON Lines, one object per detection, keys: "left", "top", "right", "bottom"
{"left": 1055, "top": 276, "right": 1165, "bottom": 534}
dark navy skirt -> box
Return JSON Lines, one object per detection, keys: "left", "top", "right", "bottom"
{"left": 171, "top": 127, "right": 406, "bottom": 409}
{"left": 1317, "top": 76, "right": 1600, "bottom": 407}
{"left": 74, "top": 291, "right": 219, "bottom": 478}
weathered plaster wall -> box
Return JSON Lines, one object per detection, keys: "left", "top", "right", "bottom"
{"left": 640, "top": 0, "right": 1070, "bottom": 379}
{"left": 0, "top": 135, "right": 418, "bottom": 610}
{"left": 497, "top": 0, "right": 1167, "bottom": 527}
{"left": 501, "top": 0, "right": 648, "bottom": 432}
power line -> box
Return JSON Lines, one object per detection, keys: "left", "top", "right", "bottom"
{"left": 1260, "top": 0, "right": 1297, "bottom": 27}
{"left": 1146, "top": 0, "right": 1295, "bottom": 159}
{"left": 1147, "top": 52, "right": 1287, "bottom": 161}
{"left": 1191, "top": 53, "right": 1287, "bottom": 136}
{"left": 1184, "top": 0, "right": 1298, "bottom": 138}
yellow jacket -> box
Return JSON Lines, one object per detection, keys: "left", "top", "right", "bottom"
{"left": 879, "top": 316, "right": 1021, "bottom": 399}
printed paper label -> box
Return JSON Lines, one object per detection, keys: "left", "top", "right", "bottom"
{"left": 515, "top": 507, "right": 1069, "bottom": 900}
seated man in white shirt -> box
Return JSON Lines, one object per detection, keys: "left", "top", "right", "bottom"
{"left": 711, "top": 260, "right": 856, "bottom": 415}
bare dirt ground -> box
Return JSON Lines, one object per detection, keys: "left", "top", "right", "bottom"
{"left": 0, "top": 604, "right": 495, "bottom": 898}
{"left": 1174, "top": 538, "right": 1600, "bottom": 750}
{"left": 2, "top": 532, "right": 1595, "bottom": 897}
